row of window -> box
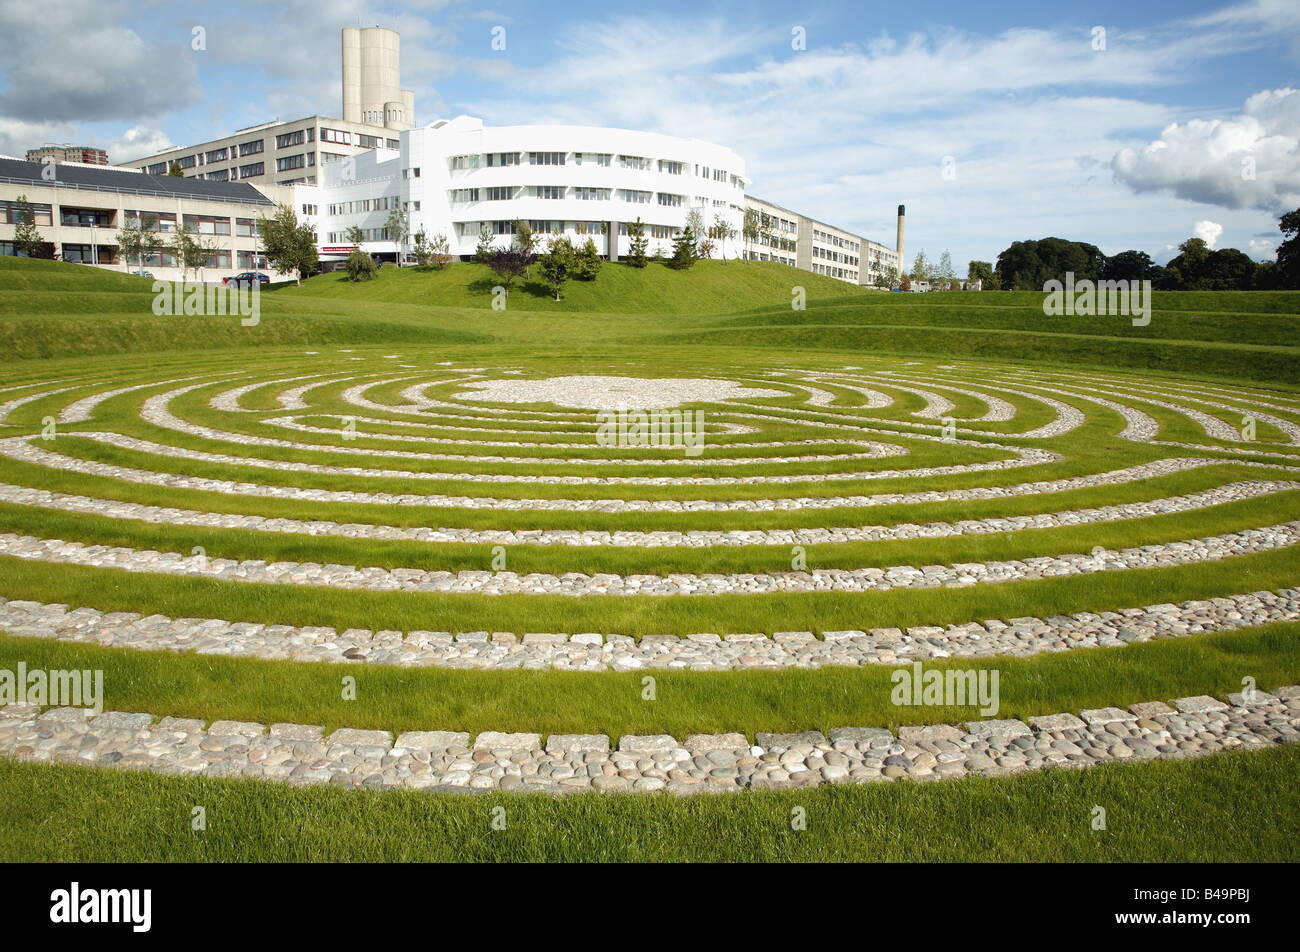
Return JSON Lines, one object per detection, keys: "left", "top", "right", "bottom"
{"left": 446, "top": 152, "right": 738, "bottom": 185}
{"left": 0, "top": 200, "right": 53, "bottom": 225}
{"left": 325, "top": 228, "right": 393, "bottom": 243}
{"left": 325, "top": 196, "right": 405, "bottom": 216}
{"left": 813, "top": 245, "right": 858, "bottom": 266}
{"left": 811, "top": 228, "right": 860, "bottom": 253}
{"left": 145, "top": 129, "right": 400, "bottom": 178}
{"left": 447, "top": 186, "right": 699, "bottom": 205}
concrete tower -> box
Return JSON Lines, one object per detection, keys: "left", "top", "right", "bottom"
{"left": 342, "top": 27, "right": 415, "bottom": 131}
{"left": 896, "top": 204, "right": 905, "bottom": 273}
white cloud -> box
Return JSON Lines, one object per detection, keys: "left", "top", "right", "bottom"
{"left": 1111, "top": 87, "right": 1300, "bottom": 212}
{"left": 1193, "top": 220, "right": 1224, "bottom": 246}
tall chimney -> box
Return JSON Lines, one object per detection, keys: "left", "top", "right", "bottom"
{"left": 896, "top": 204, "right": 905, "bottom": 275}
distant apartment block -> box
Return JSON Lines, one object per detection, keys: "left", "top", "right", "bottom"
{"left": 743, "top": 195, "right": 901, "bottom": 287}
{"left": 25, "top": 143, "right": 110, "bottom": 166}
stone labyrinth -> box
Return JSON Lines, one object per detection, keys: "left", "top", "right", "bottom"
{"left": 1, "top": 351, "right": 1298, "bottom": 793}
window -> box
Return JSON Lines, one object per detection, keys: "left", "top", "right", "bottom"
{"left": 59, "top": 207, "right": 114, "bottom": 227}
{"left": 235, "top": 218, "right": 256, "bottom": 237}
{"left": 320, "top": 128, "right": 351, "bottom": 145}
{"left": 402, "top": 167, "right": 421, "bottom": 178}
{"left": 321, "top": 152, "right": 346, "bottom": 164}
{"left": 573, "top": 187, "right": 610, "bottom": 201}
{"left": 386, "top": 138, "right": 400, "bottom": 149}
{"left": 299, "top": 205, "right": 317, "bottom": 216}
{"left": 651, "top": 225, "right": 675, "bottom": 239}
{"left": 484, "top": 186, "right": 511, "bottom": 201}
{"left": 239, "top": 162, "right": 264, "bottom": 177}
{"left": 237, "top": 251, "right": 268, "bottom": 269}
{"left": 174, "top": 155, "right": 196, "bottom": 169}
{"left": 657, "top": 193, "right": 683, "bottom": 207}
{"left": 146, "top": 162, "right": 167, "bottom": 175}
{"left": 1, "top": 200, "right": 53, "bottom": 225}
{"left": 658, "top": 160, "right": 684, "bottom": 175}
{"left": 205, "top": 169, "right": 229, "bottom": 182}
{"left": 485, "top": 152, "right": 520, "bottom": 166}
{"left": 307, "top": 128, "right": 315, "bottom": 142}
{"left": 528, "top": 151, "right": 565, "bottom": 166}
{"left": 618, "top": 155, "right": 651, "bottom": 170}
{"left": 276, "top": 130, "right": 306, "bottom": 149}
{"left": 276, "top": 154, "right": 306, "bottom": 172}
{"left": 534, "top": 185, "right": 565, "bottom": 200}
{"left": 528, "top": 220, "right": 563, "bottom": 234}
{"left": 239, "top": 139, "right": 264, "bottom": 156}
{"left": 575, "top": 153, "right": 611, "bottom": 167}
{"left": 183, "top": 214, "right": 231, "bottom": 236}
{"left": 618, "top": 189, "right": 650, "bottom": 204}
{"left": 201, "top": 250, "right": 232, "bottom": 269}
{"left": 206, "top": 147, "right": 228, "bottom": 163}
{"left": 492, "top": 220, "right": 515, "bottom": 235}
{"left": 357, "top": 134, "right": 381, "bottom": 149}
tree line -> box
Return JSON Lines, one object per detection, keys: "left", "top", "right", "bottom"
{"left": 986, "top": 208, "right": 1300, "bottom": 292}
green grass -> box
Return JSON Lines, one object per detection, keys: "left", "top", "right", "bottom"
{"left": 2, "top": 253, "right": 1298, "bottom": 862}
{"left": 2, "top": 745, "right": 1295, "bottom": 861}
{"left": 1, "top": 623, "right": 1295, "bottom": 737}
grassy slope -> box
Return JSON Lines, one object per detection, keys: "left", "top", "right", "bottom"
{"left": 1, "top": 255, "right": 1298, "bottom": 862}
{"left": 2, "top": 747, "right": 1295, "bottom": 861}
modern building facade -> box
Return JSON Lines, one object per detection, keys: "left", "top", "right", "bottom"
{"left": 297, "top": 115, "right": 750, "bottom": 264}
{"left": 743, "top": 195, "right": 900, "bottom": 287}
{"left": 14, "top": 25, "right": 905, "bottom": 285}
{"left": 25, "top": 144, "right": 110, "bottom": 166}
{"left": 0, "top": 157, "right": 276, "bottom": 276}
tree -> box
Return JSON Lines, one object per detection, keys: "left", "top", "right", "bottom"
{"left": 1099, "top": 250, "right": 1154, "bottom": 283}
{"left": 685, "top": 208, "right": 706, "bottom": 256}
{"left": 537, "top": 236, "right": 575, "bottom": 300}
{"left": 1273, "top": 208, "right": 1300, "bottom": 289}
{"left": 167, "top": 161, "right": 184, "bottom": 177}
{"left": 669, "top": 224, "right": 697, "bottom": 270}
{"left": 967, "top": 260, "right": 995, "bottom": 288}
{"left": 742, "top": 207, "right": 761, "bottom": 261}
{"left": 412, "top": 227, "right": 432, "bottom": 267}
{"left": 258, "top": 203, "right": 319, "bottom": 286}
{"left": 936, "top": 249, "right": 955, "bottom": 288}
{"left": 428, "top": 232, "right": 452, "bottom": 269}
{"left": 994, "top": 237, "right": 1104, "bottom": 290}
{"left": 482, "top": 244, "right": 530, "bottom": 298}
{"left": 345, "top": 247, "right": 378, "bottom": 281}
{"left": 626, "top": 217, "right": 648, "bottom": 268}
{"left": 385, "top": 207, "right": 409, "bottom": 265}
{"left": 11, "top": 195, "right": 43, "bottom": 258}
{"left": 512, "top": 219, "right": 537, "bottom": 276}
{"left": 898, "top": 272, "right": 911, "bottom": 291}
{"left": 875, "top": 264, "right": 899, "bottom": 289}
{"left": 697, "top": 238, "right": 716, "bottom": 259}
{"left": 345, "top": 224, "right": 365, "bottom": 249}
{"left": 168, "top": 225, "right": 204, "bottom": 280}
{"left": 711, "top": 213, "right": 737, "bottom": 262}
{"left": 113, "top": 216, "right": 156, "bottom": 273}
{"left": 910, "top": 249, "right": 930, "bottom": 284}
{"left": 573, "top": 237, "right": 602, "bottom": 280}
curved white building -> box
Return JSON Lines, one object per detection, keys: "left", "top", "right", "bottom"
{"left": 305, "top": 115, "right": 749, "bottom": 262}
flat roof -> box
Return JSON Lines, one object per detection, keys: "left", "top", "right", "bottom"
{"left": 0, "top": 157, "right": 275, "bottom": 207}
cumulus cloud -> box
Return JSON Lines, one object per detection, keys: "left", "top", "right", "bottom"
{"left": 1193, "top": 219, "right": 1224, "bottom": 246}
{"left": 0, "top": 0, "right": 201, "bottom": 122}
{"left": 1111, "top": 87, "right": 1300, "bottom": 212}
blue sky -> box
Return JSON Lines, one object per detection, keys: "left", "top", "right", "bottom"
{"left": 1, "top": 0, "right": 1297, "bottom": 271}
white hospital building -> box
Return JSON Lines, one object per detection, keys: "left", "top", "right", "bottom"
{"left": 3, "top": 26, "right": 902, "bottom": 286}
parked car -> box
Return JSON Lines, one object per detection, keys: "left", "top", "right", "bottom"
{"left": 131, "top": 269, "right": 155, "bottom": 279}
{"left": 223, "top": 271, "right": 270, "bottom": 287}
